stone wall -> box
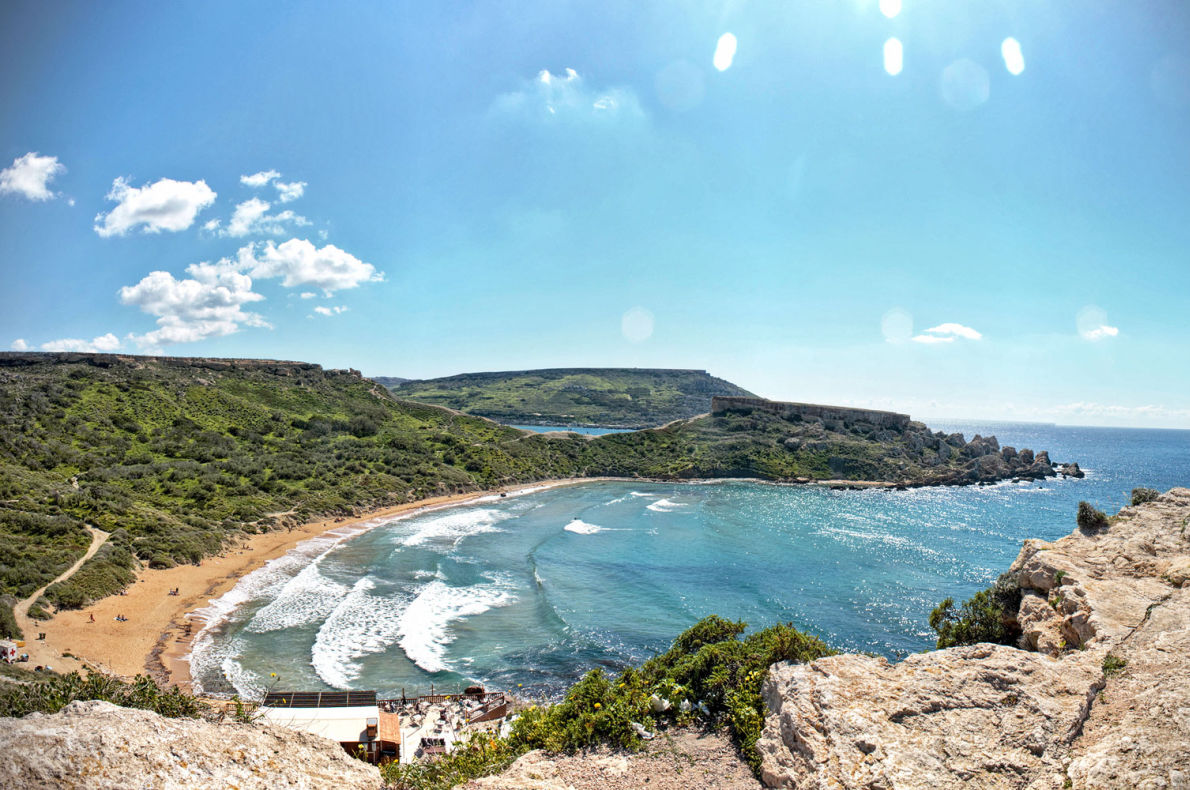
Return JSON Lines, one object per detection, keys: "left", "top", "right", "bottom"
{"left": 710, "top": 396, "right": 910, "bottom": 430}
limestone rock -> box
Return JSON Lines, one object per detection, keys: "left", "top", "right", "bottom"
{"left": 758, "top": 645, "right": 1099, "bottom": 790}
{"left": 757, "top": 487, "right": 1190, "bottom": 790}
{"left": 0, "top": 700, "right": 381, "bottom": 790}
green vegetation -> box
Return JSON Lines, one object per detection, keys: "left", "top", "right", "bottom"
{"left": 1076, "top": 501, "right": 1109, "bottom": 530}
{"left": 382, "top": 615, "right": 834, "bottom": 789}
{"left": 0, "top": 353, "right": 1024, "bottom": 627}
{"left": 391, "top": 368, "right": 755, "bottom": 428}
{"left": 929, "top": 570, "right": 1022, "bottom": 649}
{"left": 0, "top": 671, "right": 206, "bottom": 719}
{"left": 1102, "top": 653, "right": 1127, "bottom": 677}
{"left": 1131, "top": 487, "right": 1160, "bottom": 506}
{"left": 0, "top": 594, "right": 22, "bottom": 639}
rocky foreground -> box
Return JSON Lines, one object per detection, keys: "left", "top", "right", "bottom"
{"left": 0, "top": 700, "right": 380, "bottom": 790}
{"left": 757, "top": 487, "right": 1190, "bottom": 789}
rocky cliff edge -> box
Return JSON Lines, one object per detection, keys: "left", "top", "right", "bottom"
{"left": 757, "top": 487, "right": 1190, "bottom": 789}
{"left": 0, "top": 700, "right": 381, "bottom": 790}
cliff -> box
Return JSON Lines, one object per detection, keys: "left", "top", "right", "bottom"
{"left": 0, "top": 699, "right": 380, "bottom": 790}
{"left": 756, "top": 488, "right": 1190, "bottom": 789}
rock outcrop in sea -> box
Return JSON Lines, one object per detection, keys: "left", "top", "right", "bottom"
{"left": 0, "top": 700, "right": 381, "bottom": 790}
{"left": 756, "top": 487, "right": 1190, "bottom": 789}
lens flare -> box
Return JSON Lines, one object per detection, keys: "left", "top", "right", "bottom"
{"left": 883, "top": 38, "right": 904, "bottom": 76}
{"left": 1001, "top": 38, "right": 1025, "bottom": 76}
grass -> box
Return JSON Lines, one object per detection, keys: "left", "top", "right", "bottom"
{"left": 381, "top": 615, "right": 834, "bottom": 789}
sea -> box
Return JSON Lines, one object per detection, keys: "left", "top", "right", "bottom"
{"left": 188, "top": 421, "right": 1190, "bottom": 699}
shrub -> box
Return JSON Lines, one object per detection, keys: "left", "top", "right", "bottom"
{"left": 383, "top": 616, "right": 834, "bottom": 787}
{"left": 1130, "top": 488, "right": 1160, "bottom": 506}
{"left": 1076, "top": 501, "right": 1109, "bottom": 531}
{"left": 929, "top": 570, "right": 1022, "bottom": 649}
{"left": 0, "top": 596, "right": 22, "bottom": 640}
{"left": 0, "top": 672, "right": 207, "bottom": 719}
{"left": 1102, "top": 653, "right": 1127, "bottom": 677}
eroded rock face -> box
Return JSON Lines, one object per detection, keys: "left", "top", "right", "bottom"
{"left": 0, "top": 700, "right": 381, "bottom": 790}
{"left": 757, "top": 488, "right": 1190, "bottom": 790}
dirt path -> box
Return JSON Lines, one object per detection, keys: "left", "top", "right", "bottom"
{"left": 12, "top": 525, "right": 109, "bottom": 669}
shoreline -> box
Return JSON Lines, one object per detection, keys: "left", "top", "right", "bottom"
{"left": 31, "top": 472, "right": 1053, "bottom": 692}
{"left": 35, "top": 478, "right": 605, "bottom": 691}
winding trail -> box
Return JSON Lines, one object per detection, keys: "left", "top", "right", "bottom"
{"left": 12, "top": 526, "right": 109, "bottom": 664}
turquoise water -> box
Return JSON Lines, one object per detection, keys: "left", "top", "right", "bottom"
{"left": 191, "top": 422, "right": 1190, "bottom": 699}
{"left": 509, "top": 424, "right": 632, "bottom": 435}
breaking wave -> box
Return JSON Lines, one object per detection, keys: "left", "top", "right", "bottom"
{"left": 397, "top": 578, "right": 515, "bottom": 673}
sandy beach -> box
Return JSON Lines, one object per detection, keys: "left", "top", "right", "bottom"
{"left": 18, "top": 474, "right": 900, "bottom": 689}
{"left": 21, "top": 479, "right": 598, "bottom": 690}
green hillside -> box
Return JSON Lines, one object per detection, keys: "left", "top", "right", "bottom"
{"left": 0, "top": 353, "right": 1056, "bottom": 635}
{"left": 390, "top": 368, "right": 755, "bottom": 428}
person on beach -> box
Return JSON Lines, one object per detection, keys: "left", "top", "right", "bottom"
{"left": 89, "top": 613, "right": 94, "bottom": 623}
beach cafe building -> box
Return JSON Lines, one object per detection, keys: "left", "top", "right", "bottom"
{"left": 261, "top": 690, "right": 400, "bottom": 764}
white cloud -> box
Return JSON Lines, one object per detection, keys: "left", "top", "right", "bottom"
{"left": 11, "top": 339, "right": 29, "bottom": 351}
{"left": 237, "top": 238, "right": 382, "bottom": 294}
{"left": 94, "top": 176, "right": 216, "bottom": 237}
{"left": 221, "top": 197, "right": 309, "bottom": 237}
{"left": 241, "top": 170, "right": 280, "bottom": 188}
{"left": 1082, "top": 325, "right": 1119, "bottom": 341}
{"left": 493, "top": 68, "right": 645, "bottom": 124}
{"left": 120, "top": 261, "right": 267, "bottom": 347}
{"left": 312, "top": 305, "right": 348, "bottom": 317}
{"left": 274, "top": 180, "right": 305, "bottom": 203}
{"left": 299, "top": 292, "right": 316, "bottom": 299}
{"left": 0, "top": 152, "right": 66, "bottom": 201}
{"left": 913, "top": 322, "right": 982, "bottom": 343}
{"left": 40, "top": 333, "right": 121, "bottom": 353}
{"left": 203, "top": 218, "right": 221, "bottom": 232}
{"left": 1076, "top": 305, "right": 1119, "bottom": 341}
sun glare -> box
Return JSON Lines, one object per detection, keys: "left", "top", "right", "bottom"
{"left": 713, "top": 33, "right": 738, "bottom": 72}
{"left": 879, "top": 0, "right": 902, "bottom": 20}
{"left": 883, "top": 38, "right": 903, "bottom": 76}
{"left": 1001, "top": 38, "right": 1025, "bottom": 75}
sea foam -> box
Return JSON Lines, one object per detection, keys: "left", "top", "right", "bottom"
{"left": 646, "top": 498, "right": 687, "bottom": 512}
{"left": 311, "top": 578, "right": 408, "bottom": 689}
{"left": 245, "top": 559, "right": 348, "bottom": 633}
{"left": 398, "top": 507, "right": 510, "bottom": 549}
{"left": 564, "top": 520, "right": 604, "bottom": 535}
{"left": 397, "top": 578, "right": 515, "bottom": 674}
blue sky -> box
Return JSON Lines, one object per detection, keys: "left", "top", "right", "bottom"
{"left": 1, "top": 1, "right": 1188, "bottom": 427}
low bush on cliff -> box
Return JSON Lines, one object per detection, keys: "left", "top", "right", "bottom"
{"left": 381, "top": 615, "right": 835, "bottom": 789}
{"left": 1076, "top": 501, "right": 1109, "bottom": 530}
{"left": 1130, "top": 487, "right": 1160, "bottom": 506}
{"left": 0, "top": 671, "right": 206, "bottom": 719}
{"left": 929, "top": 570, "right": 1023, "bottom": 649}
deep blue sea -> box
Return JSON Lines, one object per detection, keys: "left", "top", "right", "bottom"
{"left": 509, "top": 424, "right": 631, "bottom": 435}
{"left": 189, "top": 422, "right": 1190, "bottom": 699}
